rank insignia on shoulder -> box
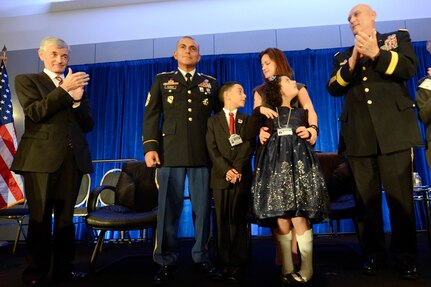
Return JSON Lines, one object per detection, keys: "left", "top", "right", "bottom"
{"left": 333, "top": 52, "right": 340, "bottom": 57}
{"left": 198, "top": 73, "right": 216, "bottom": 80}
{"left": 158, "top": 71, "right": 175, "bottom": 75}
{"left": 398, "top": 28, "right": 408, "bottom": 32}
{"left": 145, "top": 92, "right": 151, "bottom": 107}
{"left": 339, "top": 59, "right": 348, "bottom": 66}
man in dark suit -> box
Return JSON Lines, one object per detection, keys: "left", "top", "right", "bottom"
{"left": 206, "top": 82, "right": 254, "bottom": 283}
{"left": 416, "top": 40, "right": 431, "bottom": 168}
{"left": 143, "top": 36, "right": 219, "bottom": 284}
{"left": 327, "top": 4, "right": 422, "bottom": 280}
{"left": 11, "top": 37, "right": 93, "bottom": 286}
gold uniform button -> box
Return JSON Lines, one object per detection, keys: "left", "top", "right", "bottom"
{"left": 188, "top": 117, "right": 193, "bottom": 122}
{"left": 162, "top": 133, "right": 166, "bottom": 136}
{"left": 188, "top": 99, "right": 192, "bottom": 103}
{"left": 187, "top": 90, "right": 192, "bottom": 94}
{"left": 188, "top": 108, "right": 192, "bottom": 112}
{"left": 367, "top": 100, "right": 373, "bottom": 105}
{"left": 364, "top": 88, "right": 369, "bottom": 93}
{"left": 169, "top": 90, "right": 172, "bottom": 93}
{"left": 362, "top": 67, "right": 366, "bottom": 71}
{"left": 363, "top": 77, "right": 368, "bottom": 81}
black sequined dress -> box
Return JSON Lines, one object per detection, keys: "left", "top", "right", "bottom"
{"left": 251, "top": 107, "right": 329, "bottom": 224}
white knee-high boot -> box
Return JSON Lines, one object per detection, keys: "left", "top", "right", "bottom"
{"left": 275, "top": 231, "right": 294, "bottom": 275}
{"left": 294, "top": 229, "right": 313, "bottom": 282}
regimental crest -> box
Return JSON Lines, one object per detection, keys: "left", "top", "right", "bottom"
{"left": 380, "top": 34, "right": 398, "bottom": 51}
{"left": 167, "top": 96, "right": 174, "bottom": 104}
{"left": 202, "top": 98, "right": 209, "bottom": 106}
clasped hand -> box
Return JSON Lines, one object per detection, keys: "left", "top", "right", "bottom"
{"left": 226, "top": 168, "right": 241, "bottom": 184}
{"left": 61, "top": 68, "right": 90, "bottom": 102}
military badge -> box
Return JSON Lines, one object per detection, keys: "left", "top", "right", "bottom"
{"left": 167, "top": 96, "right": 174, "bottom": 104}
{"left": 198, "top": 79, "right": 212, "bottom": 89}
{"left": 237, "top": 119, "right": 243, "bottom": 124}
{"left": 380, "top": 34, "right": 398, "bottom": 51}
{"left": 163, "top": 79, "right": 179, "bottom": 90}
{"left": 202, "top": 98, "right": 209, "bottom": 106}
{"left": 199, "top": 87, "right": 204, "bottom": 92}
{"left": 145, "top": 92, "right": 151, "bottom": 107}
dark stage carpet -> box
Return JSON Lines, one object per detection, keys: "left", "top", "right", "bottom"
{"left": 1, "top": 232, "right": 430, "bottom": 287}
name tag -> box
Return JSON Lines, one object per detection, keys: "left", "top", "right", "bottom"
{"left": 229, "top": 134, "right": 243, "bottom": 146}
{"left": 419, "top": 78, "right": 431, "bottom": 91}
{"left": 277, "top": 128, "right": 293, "bottom": 136}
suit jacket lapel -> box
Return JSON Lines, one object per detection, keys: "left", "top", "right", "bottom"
{"left": 38, "top": 72, "right": 56, "bottom": 92}
{"left": 216, "top": 111, "right": 230, "bottom": 136}
{"left": 235, "top": 112, "right": 246, "bottom": 135}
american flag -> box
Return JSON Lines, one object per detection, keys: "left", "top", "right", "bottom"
{"left": 0, "top": 59, "right": 24, "bottom": 209}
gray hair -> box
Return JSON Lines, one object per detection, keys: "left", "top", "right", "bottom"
{"left": 39, "top": 37, "right": 70, "bottom": 52}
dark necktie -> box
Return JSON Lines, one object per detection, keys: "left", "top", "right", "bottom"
{"left": 55, "top": 76, "right": 63, "bottom": 86}
{"left": 185, "top": 73, "right": 192, "bottom": 86}
{"left": 229, "top": 112, "right": 235, "bottom": 135}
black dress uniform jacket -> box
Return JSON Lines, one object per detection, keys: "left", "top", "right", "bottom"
{"left": 143, "top": 70, "right": 218, "bottom": 167}
{"left": 416, "top": 75, "right": 431, "bottom": 166}
{"left": 327, "top": 30, "right": 423, "bottom": 156}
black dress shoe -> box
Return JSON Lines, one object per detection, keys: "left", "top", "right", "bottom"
{"left": 52, "top": 270, "right": 88, "bottom": 282}
{"left": 214, "top": 268, "right": 229, "bottom": 281}
{"left": 22, "top": 268, "right": 46, "bottom": 286}
{"left": 153, "top": 265, "right": 174, "bottom": 285}
{"left": 361, "top": 258, "right": 381, "bottom": 275}
{"left": 399, "top": 263, "right": 418, "bottom": 280}
{"left": 22, "top": 277, "right": 44, "bottom": 287}
{"left": 194, "top": 262, "right": 216, "bottom": 277}
{"left": 227, "top": 272, "right": 241, "bottom": 284}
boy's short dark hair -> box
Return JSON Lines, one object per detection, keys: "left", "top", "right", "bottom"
{"left": 218, "top": 81, "right": 241, "bottom": 103}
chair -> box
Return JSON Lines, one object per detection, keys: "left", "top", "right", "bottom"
{"left": 85, "top": 161, "right": 158, "bottom": 272}
{"left": 73, "top": 173, "right": 91, "bottom": 220}
{"left": 316, "top": 152, "right": 357, "bottom": 235}
{"left": 0, "top": 200, "right": 29, "bottom": 254}
{"left": 98, "top": 168, "right": 122, "bottom": 206}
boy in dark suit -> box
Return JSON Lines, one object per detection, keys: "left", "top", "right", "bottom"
{"left": 206, "top": 82, "right": 255, "bottom": 284}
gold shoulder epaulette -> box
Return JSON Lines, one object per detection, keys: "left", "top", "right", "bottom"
{"left": 157, "top": 71, "right": 175, "bottom": 76}
{"left": 198, "top": 73, "right": 217, "bottom": 80}
{"left": 398, "top": 28, "right": 408, "bottom": 32}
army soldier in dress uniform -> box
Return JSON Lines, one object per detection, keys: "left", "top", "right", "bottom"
{"left": 143, "top": 36, "right": 219, "bottom": 285}
{"left": 416, "top": 40, "right": 431, "bottom": 169}
{"left": 327, "top": 4, "right": 422, "bottom": 280}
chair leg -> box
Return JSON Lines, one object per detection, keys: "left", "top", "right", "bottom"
{"left": 90, "top": 230, "right": 106, "bottom": 273}
{"left": 12, "top": 216, "right": 27, "bottom": 255}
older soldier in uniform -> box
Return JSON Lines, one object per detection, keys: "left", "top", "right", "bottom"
{"left": 327, "top": 4, "right": 422, "bottom": 280}
{"left": 416, "top": 40, "right": 431, "bottom": 168}
{"left": 143, "top": 36, "right": 218, "bottom": 284}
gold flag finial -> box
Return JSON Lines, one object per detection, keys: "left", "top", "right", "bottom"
{"left": 1, "top": 45, "right": 6, "bottom": 64}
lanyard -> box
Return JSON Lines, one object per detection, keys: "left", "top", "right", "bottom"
{"left": 276, "top": 107, "right": 292, "bottom": 128}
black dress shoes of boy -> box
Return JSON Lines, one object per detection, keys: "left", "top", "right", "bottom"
{"left": 52, "top": 270, "right": 88, "bottom": 282}
{"left": 361, "top": 258, "right": 382, "bottom": 275}
{"left": 153, "top": 265, "right": 175, "bottom": 285}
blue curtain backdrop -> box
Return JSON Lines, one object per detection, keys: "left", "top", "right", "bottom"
{"left": 71, "top": 41, "right": 431, "bottom": 238}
